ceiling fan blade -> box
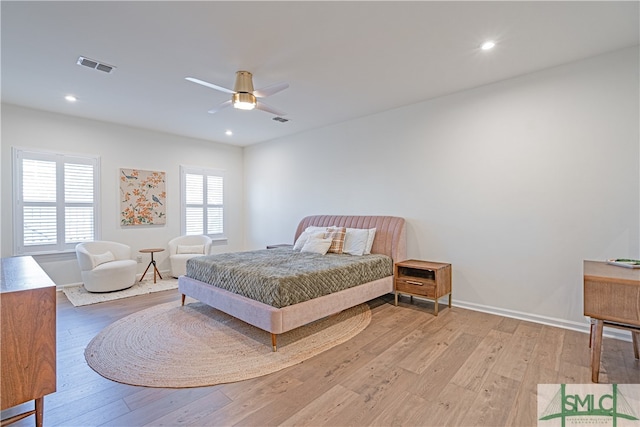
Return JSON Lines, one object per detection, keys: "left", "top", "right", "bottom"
{"left": 185, "top": 77, "right": 235, "bottom": 95}
{"left": 253, "top": 82, "right": 289, "bottom": 98}
{"left": 207, "top": 100, "right": 232, "bottom": 114}
{"left": 255, "top": 101, "right": 287, "bottom": 117}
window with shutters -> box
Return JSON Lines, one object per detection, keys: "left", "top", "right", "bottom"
{"left": 180, "top": 166, "right": 224, "bottom": 237}
{"left": 12, "top": 148, "right": 100, "bottom": 255}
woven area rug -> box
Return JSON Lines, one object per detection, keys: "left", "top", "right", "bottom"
{"left": 63, "top": 278, "right": 178, "bottom": 306}
{"left": 85, "top": 300, "right": 371, "bottom": 388}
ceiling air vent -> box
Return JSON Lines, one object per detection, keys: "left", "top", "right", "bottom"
{"left": 272, "top": 117, "right": 289, "bottom": 123}
{"left": 77, "top": 56, "right": 116, "bottom": 74}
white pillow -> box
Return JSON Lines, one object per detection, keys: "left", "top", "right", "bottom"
{"left": 364, "top": 228, "right": 377, "bottom": 255}
{"left": 304, "top": 225, "right": 337, "bottom": 232}
{"left": 293, "top": 230, "right": 313, "bottom": 250}
{"left": 343, "top": 228, "right": 370, "bottom": 256}
{"left": 177, "top": 244, "right": 205, "bottom": 254}
{"left": 300, "top": 233, "right": 332, "bottom": 254}
{"left": 92, "top": 251, "right": 115, "bottom": 267}
{"left": 293, "top": 226, "right": 336, "bottom": 250}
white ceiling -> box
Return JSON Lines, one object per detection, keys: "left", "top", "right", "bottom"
{"left": 2, "top": 1, "right": 638, "bottom": 146}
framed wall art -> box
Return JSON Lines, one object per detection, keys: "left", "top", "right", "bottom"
{"left": 120, "top": 168, "right": 166, "bottom": 226}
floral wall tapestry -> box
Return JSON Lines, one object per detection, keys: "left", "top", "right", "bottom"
{"left": 120, "top": 168, "right": 166, "bottom": 226}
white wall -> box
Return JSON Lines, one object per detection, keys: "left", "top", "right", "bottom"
{"left": 1, "top": 105, "right": 244, "bottom": 285}
{"left": 244, "top": 47, "right": 640, "bottom": 329}
{"left": 2, "top": 47, "right": 637, "bottom": 331}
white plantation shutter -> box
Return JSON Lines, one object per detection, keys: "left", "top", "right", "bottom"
{"left": 184, "top": 173, "right": 204, "bottom": 234}
{"left": 181, "top": 167, "right": 224, "bottom": 237}
{"left": 65, "top": 163, "right": 95, "bottom": 242}
{"left": 13, "top": 148, "right": 100, "bottom": 254}
{"left": 185, "top": 207, "right": 204, "bottom": 235}
{"left": 22, "top": 159, "right": 57, "bottom": 246}
{"left": 206, "top": 175, "right": 223, "bottom": 235}
{"left": 23, "top": 206, "right": 57, "bottom": 245}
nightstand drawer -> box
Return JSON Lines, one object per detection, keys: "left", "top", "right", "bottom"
{"left": 395, "top": 279, "right": 436, "bottom": 298}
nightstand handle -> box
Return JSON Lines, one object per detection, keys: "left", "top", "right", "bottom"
{"left": 406, "top": 280, "right": 424, "bottom": 286}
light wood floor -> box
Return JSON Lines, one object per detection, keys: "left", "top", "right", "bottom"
{"left": 3, "top": 289, "right": 639, "bottom": 427}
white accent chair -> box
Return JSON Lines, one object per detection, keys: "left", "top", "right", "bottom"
{"left": 76, "top": 241, "right": 137, "bottom": 292}
{"left": 168, "top": 235, "right": 212, "bottom": 278}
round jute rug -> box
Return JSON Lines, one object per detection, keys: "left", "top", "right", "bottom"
{"left": 85, "top": 301, "right": 371, "bottom": 388}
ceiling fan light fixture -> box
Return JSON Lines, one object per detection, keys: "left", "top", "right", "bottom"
{"left": 232, "top": 92, "right": 256, "bottom": 110}
{"left": 187, "top": 70, "right": 287, "bottom": 115}
{"left": 233, "top": 71, "right": 255, "bottom": 93}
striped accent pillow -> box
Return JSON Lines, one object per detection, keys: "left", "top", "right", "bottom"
{"left": 326, "top": 227, "right": 347, "bottom": 254}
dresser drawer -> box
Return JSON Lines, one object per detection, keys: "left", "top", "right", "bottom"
{"left": 395, "top": 278, "right": 436, "bottom": 298}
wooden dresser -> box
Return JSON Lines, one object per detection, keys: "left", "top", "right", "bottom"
{"left": 1, "top": 256, "right": 56, "bottom": 427}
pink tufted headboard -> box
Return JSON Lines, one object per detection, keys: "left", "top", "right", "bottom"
{"left": 294, "top": 215, "right": 406, "bottom": 262}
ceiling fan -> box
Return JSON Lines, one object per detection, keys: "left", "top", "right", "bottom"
{"left": 186, "top": 71, "right": 289, "bottom": 116}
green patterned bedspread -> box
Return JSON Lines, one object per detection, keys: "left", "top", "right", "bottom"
{"left": 186, "top": 248, "right": 393, "bottom": 308}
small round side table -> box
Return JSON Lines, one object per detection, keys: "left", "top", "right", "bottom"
{"left": 139, "top": 248, "right": 165, "bottom": 283}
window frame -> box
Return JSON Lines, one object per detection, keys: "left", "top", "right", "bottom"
{"left": 180, "top": 165, "right": 225, "bottom": 239}
{"left": 12, "top": 147, "right": 101, "bottom": 255}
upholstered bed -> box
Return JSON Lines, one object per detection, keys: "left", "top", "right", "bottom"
{"left": 178, "top": 215, "right": 406, "bottom": 350}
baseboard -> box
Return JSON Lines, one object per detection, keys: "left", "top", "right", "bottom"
{"left": 452, "top": 299, "right": 633, "bottom": 343}
{"left": 56, "top": 269, "right": 172, "bottom": 291}
{"left": 58, "top": 282, "right": 83, "bottom": 290}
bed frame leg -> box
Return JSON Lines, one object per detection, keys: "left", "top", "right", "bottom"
{"left": 181, "top": 294, "right": 185, "bottom": 306}
{"left": 271, "top": 334, "right": 277, "bottom": 352}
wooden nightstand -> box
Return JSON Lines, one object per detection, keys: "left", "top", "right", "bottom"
{"left": 394, "top": 259, "right": 452, "bottom": 315}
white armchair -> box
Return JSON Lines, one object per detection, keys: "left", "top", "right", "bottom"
{"left": 168, "top": 235, "right": 212, "bottom": 278}
{"left": 76, "top": 241, "right": 137, "bottom": 292}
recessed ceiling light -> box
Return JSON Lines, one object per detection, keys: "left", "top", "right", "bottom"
{"left": 65, "top": 95, "right": 77, "bottom": 102}
{"left": 481, "top": 41, "right": 496, "bottom": 51}
{"left": 225, "top": 130, "right": 233, "bottom": 136}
